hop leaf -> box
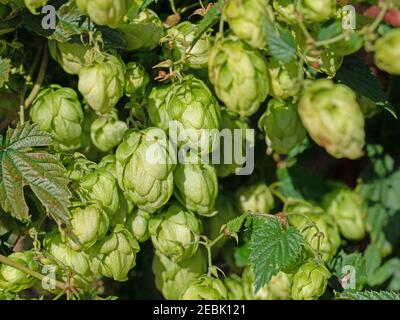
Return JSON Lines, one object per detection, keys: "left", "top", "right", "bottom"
{"left": 250, "top": 218, "right": 304, "bottom": 292}
{"left": 0, "top": 123, "right": 71, "bottom": 223}
{"left": 339, "top": 290, "right": 400, "bottom": 300}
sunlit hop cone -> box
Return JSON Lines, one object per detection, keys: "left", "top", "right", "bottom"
{"left": 272, "top": 0, "right": 297, "bottom": 25}
{"left": 90, "top": 110, "right": 128, "bottom": 153}
{"left": 76, "top": 0, "right": 130, "bottom": 28}
{"left": 125, "top": 207, "right": 151, "bottom": 242}
{"left": 236, "top": 182, "right": 275, "bottom": 214}
{"left": 66, "top": 203, "right": 109, "bottom": 251}
{"left": 152, "top": 249, "right": 207, "bottom": 300}
{"left": 223, "top": 0, "right": 270, "bottom": 49}
{"left": 148, "top": 202, "right": 202, "bottom": 262}
{"left": 0, "top": 251, "right": 40, "bottom": 293}
{"left": 258, "top": 99, "right": 306, "bottom": 154}
{"left": 124, "top": 62, "right": 150, "bottom": 98}
{"left": 323, "top": 187, "right": 367, "bottom": 240}
{"left": 89, "top": 225, "right": 140, "bottom": 281}
{"left": 30, "top": 85, "right": 84, "bottom": 151}
{"left": 209, "top": 38, "right": 269, "bottom": 117}
{"left": 116, "top": 128, "right": 176, "bottom": 214}
{"left": 299, "top": 0, "right": 337, "bottom": 24}
{"left": 374, "top": 28, "right": 400, "bottom": 75}
{"left": 298, "top": 79, "right": 365, "bottom": 159}
{"left": 118, "top": 8, "right": 164, "bottom": 51}
{"left": 291, "top": 260, "right": 331, "bottom": 300}
{"left": 180, "top": 275, "right": 228, "bottom": 300}
{"left": 49, "top": 40, "right": 93, "bottom": 75}
{"left": 164, "top": 21, "right": 210, "bottom": 69}
{"left": 78, "top": 53, "right": 125, "bottom": 114}
{"left": 173, "top": 162, "right": 218, "bottom": 217}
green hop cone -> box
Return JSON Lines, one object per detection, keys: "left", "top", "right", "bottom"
{"left": 118, "top": 8, "right": 164, "bottom": 51}
{"left": 0, "top": 252, "right": 40, "bottom": 293}
{"left": 181, "top": 276, "right": 228, "bottom": 300}
{"left": 224, "top": 274, "right": 245, "bottom": 300}
{"left": 374, "top": 29, "right": 400, "bottom": 75}
{"left": 241, "top": 266, "right": 271, "bottom": 300}
{"left": 44, "top": 233, "right": 92, "bottom": 276}
{"left": 116, "top": 128, "right": 176, "bottom": 213}
{"left": 258, "top": 99, "right": 306, "bottom": 154}
{"left": 48, "top": 40, "right": 93, "bottom": 75}
{"left": 323, "top": 187, "right": 367, "bottom": 240}
{"left": 126, "top": 208, "right": 151, "bottom": 242}
{"left": 291, "top": 260, "right": 330, "bottom": 300}
{"left": 236, "top": 182, "right": 275, "bottom": 214}
{"left": 272, "top": 0, "right": 297, "bottom": 25}
{"left": 266, "top": 57, "right": 303, "bottom": 99}
{"left": 76, "top": 0, "right": 130, "bottom": 28}
{"left": 223, "top": 0, "right": 270, "bottom": 49}
{"left": 90, "top": 225, "right": 140, "bottom": 281}
{"left": 287, "top": 201, "right": 341, "bottom": 261}
{"left": 208, "top": 38, "right": 269, "bottom": 117}
{"left": 148, "top": 202, "right": 202, "bottom": 262}
{"left": 78, "top": 53, "right": 125, "bottom": 114}
{"left": 214, "top": 109, "right": 252, "bottom": 178}
{"left": 298, "top": 79, "right": 365, "bottom": 159}
{"left": 268, "top": 271, "right": 293, "bottom": 300}
{"left": 90, "top": 110, "right": 128, "bottom": 152}
{"left": 65, "top": 153, "right": 97, "bottom": 181}
{"left": 66, "top": 203, "right": 109, "bottom": 251}
{"left": 152, "top": 249, "right": 207, "bottom": 300}
{"left": 30, "top": 85, "right": 84, "bottom": 151}
{"left": 24, "top": 0, "right": 47, "bottom": 14}
{"left": 173, "top": 162, "right": 218, "bottom": 217}
{"left": 299, "top": 0, "right": 337, "bottom": 24}
{"left": 79, "top": 169, "right": 120, "bottom": 217}
{"left": 148, "top": 76, "right": 221, "bottom": 155}
{"left": 164, "top": 21, "right": 210, "bottom": 69}
{"left": 98, "top": 154, "right": 117, "bottom": 179}
{"left": 125, "top": 62, "right": 149, "bottom": 98}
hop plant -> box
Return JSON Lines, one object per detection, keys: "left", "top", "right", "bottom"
{"left": 66, "top": 203, "right": 109, "bottom": 251}
{"left": 298, "top": 79, "right": 365, "bottom": 159}
{"left": 118, "top": 8, "right": 164, "bottom": 51}
{"left": 299, "top": 0, "right": 337, "bottom": 24}
{"left": 287, "top": 201, "right": 341, "bottom": 261}
{"left": 223, "top": 0, "right": 270, "bottom": 49}
{"left": 76, "top": 0, "right": 130, "bottom": 28}
{"left": 148, "top": 76, "right": 221, "bottom": 155}
{"left": 90, "top": 225, "right": 140, "bottom": 281}
{"left": 48, "top": 40, "right": 93, "bottom": 75}
{"left": 30, "top": 85, "right": 84, "bottom": 151}
{"left": 0, "top": 252, "right": 40, "bottom": 293}
{"left": 78, "top": 53, "right": 125, "bottom": 114}
{"left": 164, "top": 22, "right": 210, "bottom": 69}
{"left": 125, "top": 62, "right": 149, "bottom": 98}
{"left": 116, "top": 128, "right": 176, "bottom": 214}
{"left": 79, "top": 169, "right": 121, "bottom": 217}
{"left": 258, "top": 99, "right": 306, "bottom": 154}
{"left": 180, "top": 276, "right": 228, "bottom": 300}
{"left": 291, "top": 260, "right": 331, "bottom": 300}
{"left": 266, "top": 57, "right": 303, "bottom": 99}
{"left": 173, "top": 162, "right": 218, "bottom": 217}
{"left": 152, "top": 249, "right": 207, "bottom": 300}
{"left": 208, "top": 38, "right": 269, "bottom": 117}
{"left": 236, "top": 183, "right": 275, "bottom": 214}
{"left": 374, "top": 28, "right": 400, "bottom": 75}
{"left": 323, "top": 187, "right": 367, "bottom": 240}
{"left": 148, "top": 203, "right": 202, "bottom": 262}
{"left": 90, "top": 110, "right": 128, "bottom": 153}
{"left": 126, "top": 207, "right": 151, "bottom": 242}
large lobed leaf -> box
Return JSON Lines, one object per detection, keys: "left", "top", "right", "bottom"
{"left": 250, "top": 218, "right": 304, "bottom": 292}
{"left": 0, "top": 123, "right": 71, "bottom": 224}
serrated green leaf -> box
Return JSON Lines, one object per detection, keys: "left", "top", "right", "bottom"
{"left": 250, "top": 218, "right": 304, "bottom": 291}
{"left": 226, "top": 214, "right": 247, "bottom": 233}
{"left": 0, "top": 123, "right": 71, "bottom": 224}
{"left": 0, "top": 57, "right": 11, "bottom": 88}
{"left": 339, "top": 290, "right": 400, "bottom": 300}
{"left": 265, "top": 19, "right": 296, "bottom": 63}
{"left": 191, "top": 1, "right": 221, "bottom": 50}
{"left": 335, "top": 55, "right": 394, "bottom": 115}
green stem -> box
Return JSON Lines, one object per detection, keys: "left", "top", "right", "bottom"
{"left": 368, "top": 1, "right": 390, "bottom": 33}
{"left": 0, "top": 254, "right": 66, "bottom": 291}
{"left": 169, "top": 0, "right": 178, "bottom": 14}
{"left": 315, "top": 33, "right": 348, "bottom": 47}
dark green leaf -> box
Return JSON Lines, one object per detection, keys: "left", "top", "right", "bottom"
{"left": 250, "top": 218, "right": 304, "bottom": 291}
{"left": 226, "top": 214, "right": 247, "bottom": 234}
{"left": 0, "top": 57, "right": 11, "bottom": 88}
{"left": 265, "top": 19, "right": 296, "bottom": 63}
{"left": 339, "top": 290, "right": 400, "bottom": 300}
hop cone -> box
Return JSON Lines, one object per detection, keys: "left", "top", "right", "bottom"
{"left": 236, "top": 183, "right": 275, "bottom": 214}
{"left": 374, "top": 29, "right": 400, "bottom": 75}
{"left": 181, "top": 276, "right": 228, "bottom": 300}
